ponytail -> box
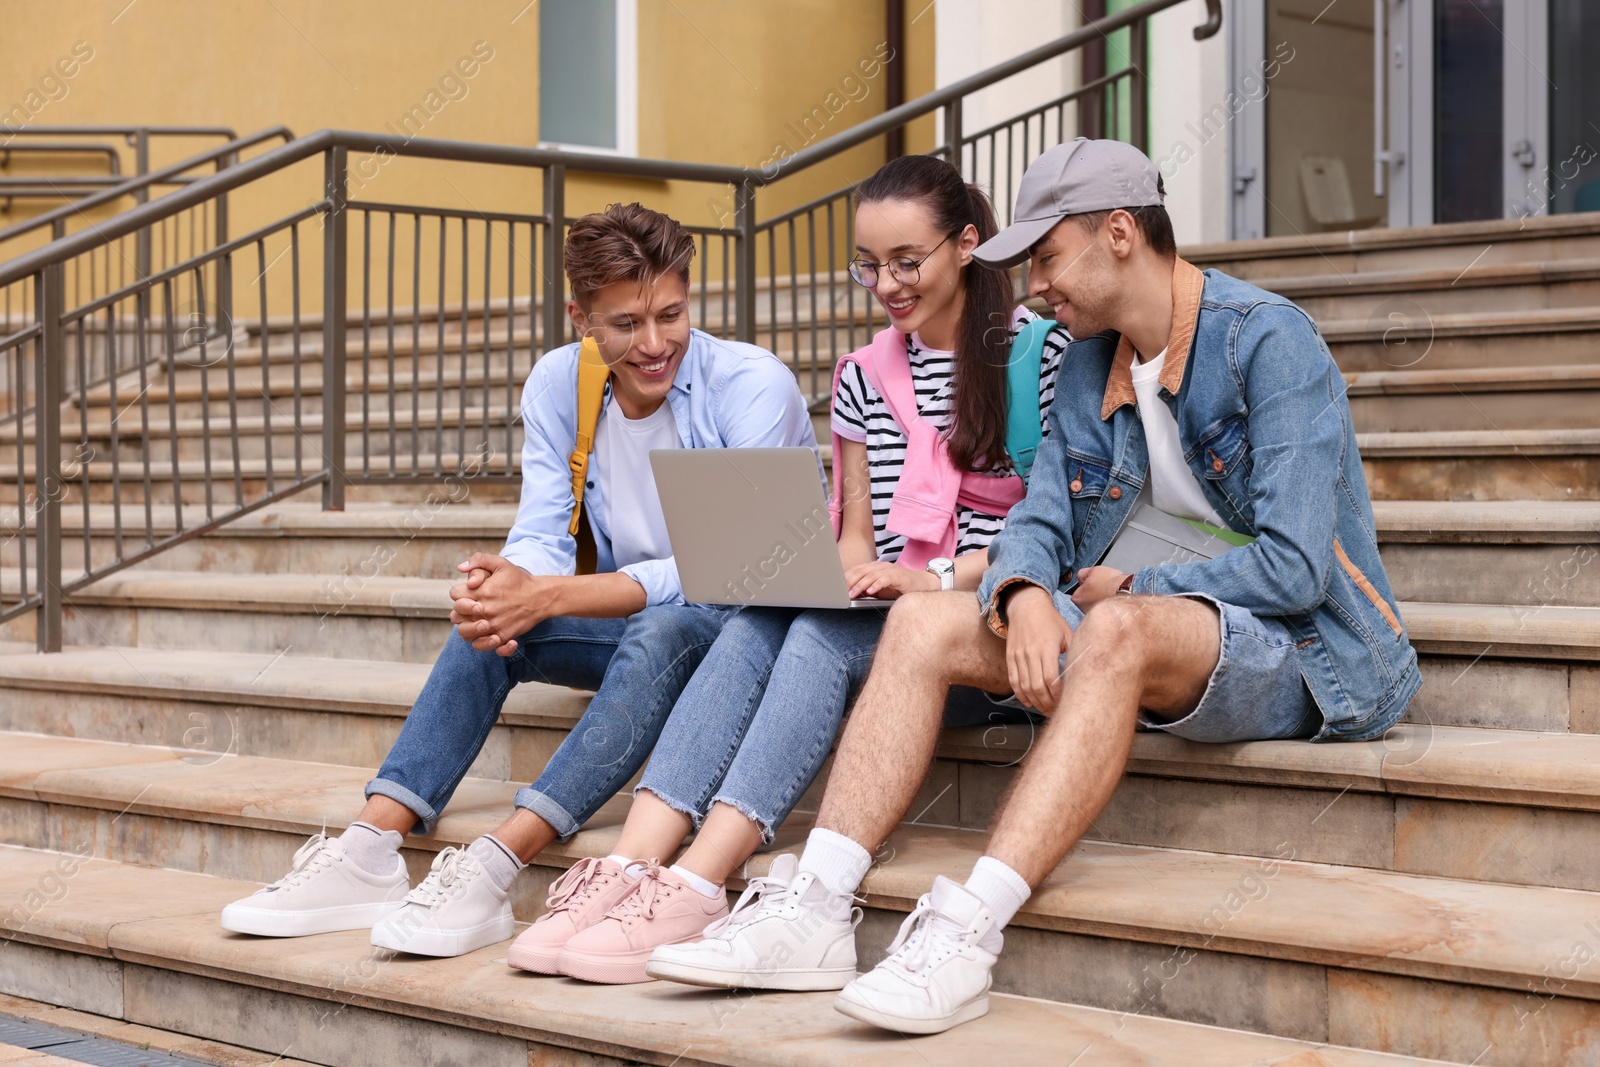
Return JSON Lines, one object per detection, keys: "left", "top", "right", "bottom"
{"left": 856, "top": 156, "right": 1015, "bottom": 473}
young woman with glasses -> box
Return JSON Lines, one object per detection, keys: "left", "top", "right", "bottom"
{"left": 511, "top": 155, "right": 1066, "bottom": 985}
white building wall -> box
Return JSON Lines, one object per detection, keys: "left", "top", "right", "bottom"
{"left": 934, "top": 0, "right": 1079, "bottom": 210}
{"left": 1148, "top": 0, "right": 1231, "bottom": 245}
{"left": 932, "top": 0, "right": 1231, "bottom": 246}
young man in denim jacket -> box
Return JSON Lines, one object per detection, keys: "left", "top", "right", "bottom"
{"left": 656, "top": 139, "right": 1420, "bottom": 1035}
{"left": 219, "top": 203, "right": 818, "bottom": 957}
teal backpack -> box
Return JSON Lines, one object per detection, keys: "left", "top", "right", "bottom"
{"left": 1003, "top": 317, "right": 1062, "bottom": 483}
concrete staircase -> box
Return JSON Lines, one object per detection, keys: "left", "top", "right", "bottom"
{"left": 2, "top": 212, "right": 1599, "bottom": 1066}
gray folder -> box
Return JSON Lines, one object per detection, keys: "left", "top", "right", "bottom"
{"left": 1098, "top": 486, "right": 1254, "bottom": 573}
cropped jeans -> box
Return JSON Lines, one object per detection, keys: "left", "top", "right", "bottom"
{"left": 368, "top": 604, "right": 733, "bottom": 836}
{"left": 635, "top": 605, "right": 1017, "bottom": 843}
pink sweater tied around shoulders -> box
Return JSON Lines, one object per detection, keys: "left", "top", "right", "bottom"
{"left": 828, "top": 327, "right": 1026, "bottom": 572}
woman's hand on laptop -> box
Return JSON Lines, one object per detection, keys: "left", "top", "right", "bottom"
{"left": 845, "top": 560, "right": 938, "bottom": 600}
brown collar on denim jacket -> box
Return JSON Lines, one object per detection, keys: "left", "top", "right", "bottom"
{"left": 1099, "top": 257, "right": 1205, "bottom": 421}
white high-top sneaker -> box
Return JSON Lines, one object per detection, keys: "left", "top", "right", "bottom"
{"left": 220, "top": 833, "right": 409, "bottom": 937}
{"left": 833, "top": 876, "right": 998, "bottom": 1034}
{"left": 369, "top": 845, "right": 515, "bottom": 957}
{"left": 646, "top": 854, "right": 859, "bottom": 991}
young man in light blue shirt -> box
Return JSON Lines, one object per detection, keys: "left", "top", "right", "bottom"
{"left": 220, "top": 203, "right": 818, "bottom": 957}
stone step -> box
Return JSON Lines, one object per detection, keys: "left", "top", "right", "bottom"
{"left": 2, "top": 426, "right": 1586, "bottom": 509}
{"left": 13, "top": 410, "right": 525, "bottom": 469}
{"left": 63, "top": 335, "right": 854, "bottom": 425}
{"left": 1184, "top": 211, "right": 1600, "bottom": 280}
{"left": 1346, "top": 365, "right": 1600, "bottom": 433}
{"left": 1254, "top": 257, "right": 1600, "bottom": 322}
{"left": 0, "top": 450, "right": 521, "bottom": 507}
{"left": 1, "top": 638, "right": 1598, "bottom": 890}
{"left": 2, "top": 496, "right": 1594, "bottom": 607}
{"left": 0, "top": 849, "right": 1455, "bottom": 1067}
{"left": 2, "top": 738, "right": 1597, "bottom": 1063}
{"left": 7, "top": 567, "right": 1596, "bottom": 664}
{"left": 244, "top": 270, "right": 874, "bottom": 338}
{"left": 64, "top": 350, "right": 1600, "bottom": 448}
{"left": 1320, "top": 307, "right": 1600, "bottom": 374}
{"left": 0, "top": 502, "right": 519, "bottom": 578}
{"left": 0, "top": 992, "right": 321, "bottom": 1067}
{"left": 1360, "top": 429, "right": 1600, "bottom": 500}
{"left": 76, "top": 361, "right": 538, "bottom": 423}
{"left": 4, "top": 562, "right": 1595, "bottom": 721}
{"left": 1371, "top": 500, "right": 1600, "bottom": 607}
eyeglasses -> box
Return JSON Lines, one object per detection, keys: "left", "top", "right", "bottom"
{"left": 848, "top": 231, "right": 958, "bottom": 289}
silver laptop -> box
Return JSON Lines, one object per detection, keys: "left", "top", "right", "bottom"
{"left": 650, "top": 447, "right": 893, "bottom": 609}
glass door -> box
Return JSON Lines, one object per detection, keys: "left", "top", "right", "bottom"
{"left": 1230, "top": 0, "right": 1380, "bottom": 239}
{"left": 1549, "top": 0, "right": 1600, "bottom": 215}
{"left": 1234, "top": 0, "right": 1592, "bottom": 236}
{"left": 1382, "top": 0, "right": 1552, "bottom": 226}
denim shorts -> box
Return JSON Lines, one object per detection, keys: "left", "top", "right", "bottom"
{"left": 992, "top": 589, "right": 1323, "bottom": 744}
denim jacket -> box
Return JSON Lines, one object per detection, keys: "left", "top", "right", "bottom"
{"left": 977, "top": 261, "right": 1420, "bottom": 740}
{"left": 500, "top": 328, "right": 820, "bottom": 606}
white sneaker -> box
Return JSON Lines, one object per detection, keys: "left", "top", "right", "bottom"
{"left": 834, "top": 876, "right": 998, "bottom": 1035}
{"left": 645, "top": 854, "right": 859, "bottom": 991}
{"left": 220, "top": 833, "right": 409, "bottom": 937}
{"left": 369, "top": 846, "right": 515, "bottom": 957}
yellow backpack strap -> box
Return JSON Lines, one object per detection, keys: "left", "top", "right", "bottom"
{"left": 568, "top": 336, "right": 611, "bottom": 538}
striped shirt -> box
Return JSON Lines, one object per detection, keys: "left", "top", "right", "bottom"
{"left": 831, "top": 310, "right": 1067, "bottom": 563}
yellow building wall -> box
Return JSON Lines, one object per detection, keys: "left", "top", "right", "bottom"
{"left": 0, "top": 0, "right": 936, "bottom": 318}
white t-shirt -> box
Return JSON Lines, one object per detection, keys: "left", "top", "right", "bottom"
{"left": 592, "top": 395, "right": 679, "bottom": 569}
{"left": 1130, "top": 347, "right": 1227, "bottom": 526}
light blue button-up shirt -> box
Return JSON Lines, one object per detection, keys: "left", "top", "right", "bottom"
{"left": 500, "top": 328, "right": 820, "bottom": 606}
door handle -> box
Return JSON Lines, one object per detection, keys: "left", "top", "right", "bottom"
{"left": 1376, "top": 0, "right": 1388, "bottom": 195}
{"left": 1512, "top": 139, "right": 1537, "bottom": 167}
{"left": 1373, "top": 0, "right": 1405, "bottom": 197}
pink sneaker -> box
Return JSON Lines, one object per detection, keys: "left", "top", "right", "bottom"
{"left": 557, "top": 865, "right": 729, "bottom": 984}
{"left": 506, "top": 857, "right": 635, "bottom": 974}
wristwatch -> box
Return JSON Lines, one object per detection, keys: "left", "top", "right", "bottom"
{"left": 926, "top": 557, "right": 956, "bottom": 591}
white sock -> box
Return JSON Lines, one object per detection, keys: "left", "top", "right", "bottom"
{"left": 337, "top": 821, "right": 402, "bottom": 876}
{"left": 467, "top": 835, "right": 524, "bottom": 895}
{"left": 964, "top": 856, "right": 1032, "bottom": 954}
{"left": 609, "top": 854, "right": 646, "bottom": 880}
{"left": 669, "top": 864, "right": 723, "bottom": 899}
{"left": 797, "top": 827, "right": 872, "bottom": 899}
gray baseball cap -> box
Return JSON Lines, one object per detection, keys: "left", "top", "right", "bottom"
{"left": 972, "top": 138, "right": 1164, "bottom": 269}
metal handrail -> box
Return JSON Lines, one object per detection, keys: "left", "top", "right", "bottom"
{"left": 1, "top": 0, "right": 1221, "bottom": 651}
{"left": 0, "top": 127, "right": 294, "bottom": 247}
{"left": 0, "top": 130, "right": 744, "bottom": 287}
{"left": 6, "top": 125, "right": 238, "bottom": 137}
{"left": 0, "top": 143, "right": 123, "bottom": 174}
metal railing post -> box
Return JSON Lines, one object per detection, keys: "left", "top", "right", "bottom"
{"left": 1129, "top": 19, "right": 1149, "bottom": 151}
{"left": 215, "top": 148, "right": 234, "bottom": 348}
{"left": 734, "top": 176, "right": 756, "bottom": 344}
{"left": 943, "top": 100, "right": 964, "bottom": 170}
{"left": 543, "top": 164, "right": 565, "bottom": 351}
{"left": 322, "top": 146, "right": 348, "bottom": 511}
{"left": 35, "top": 265, "right": 64, "bottom": 653}
{"left": 133, "top": 128, "right": 152, "bottom": 283}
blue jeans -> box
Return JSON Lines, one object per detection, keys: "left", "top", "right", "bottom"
{"left": 368, "top": 604, "right": 733, "bottom": 836}
{"left": 635, "top": 606, "right": 1016, "bottom": 843}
